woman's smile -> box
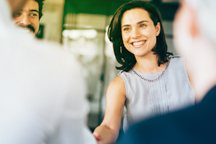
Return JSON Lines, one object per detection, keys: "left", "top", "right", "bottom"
{"left": 130, "top": 40, "right": 147, "bottom": 48}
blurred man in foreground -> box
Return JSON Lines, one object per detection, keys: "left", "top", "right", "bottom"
{"left": 0, "top": 0, "right": 96, "bottom": 143}
{"left": 120, "top": 0, "right": 216, "bottom": 143}
{"left": 13, "top": 0, "right": 44, "bottom": 35}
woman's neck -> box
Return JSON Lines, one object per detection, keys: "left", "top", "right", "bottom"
{"left": 134, "top": 53, "right": 167, "bottom": 74}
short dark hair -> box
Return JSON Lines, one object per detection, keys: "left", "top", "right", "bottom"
{"left": 35, "top": 0, "right": 44, "bottom": 19}
{"left": 108, "top": 1, "right": 173, "bottom": 72}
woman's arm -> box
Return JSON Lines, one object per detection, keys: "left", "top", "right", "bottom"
{"left": 93, "top": 76, "right": 126, "bottom": 144}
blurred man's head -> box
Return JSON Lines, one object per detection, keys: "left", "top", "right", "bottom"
{"left": 13, "top": 0, "right": 44, "bottom": 35}
{"left": 7, "top": 0, "right": 27, "bottom": 16}
{"left": 174, "top": 0, "right": 216, "bottom": 101}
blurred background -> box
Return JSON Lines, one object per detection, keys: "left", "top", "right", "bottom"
{"left": 38, "top": 0, "right": 179, "bottom": 132}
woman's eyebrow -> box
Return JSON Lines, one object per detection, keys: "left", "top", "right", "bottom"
{"left": 122, "top": 24, "right": 130, "bottom": 28}
{"left": 122, "top": 20, "right": 149, "bottom": 27}
{"left": 137, "top": 20, "right": 149, "bottom": 24}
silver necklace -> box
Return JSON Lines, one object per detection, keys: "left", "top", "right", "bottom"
{"left": 132, "top": 60, "right": 170, "bottom": 82}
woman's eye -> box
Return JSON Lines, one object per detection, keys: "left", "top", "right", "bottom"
{"left": 123, "top": 27, "right": 130, "bottom": 31}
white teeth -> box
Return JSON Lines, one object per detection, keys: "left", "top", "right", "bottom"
{"left": 133, "top": 41, "right": 144, "bottom": 46}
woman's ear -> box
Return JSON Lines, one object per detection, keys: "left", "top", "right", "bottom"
{"left": 155, "top": 22, "right": 161, "bottom": 36}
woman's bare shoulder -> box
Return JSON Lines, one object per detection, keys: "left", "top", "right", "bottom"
{"left": 109, "top": 76, "right": 125, "bottom": 87}
{"left": 107, "top": 76, "right": 126, "bottom": 96}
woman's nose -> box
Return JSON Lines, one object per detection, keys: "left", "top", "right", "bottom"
{"left": 131, "top": 28, "right": 141, "bottom": 39}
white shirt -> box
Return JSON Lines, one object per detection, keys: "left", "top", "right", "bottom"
{"left": 0, "top": 0, "right": 96, "bottom": 144}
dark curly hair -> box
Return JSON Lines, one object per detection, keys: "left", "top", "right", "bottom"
{"left": 35, "top": 0, "right": 44, "bottom": 19}
{"left": 108, "top": 1, "right": 173, "bottom": 72}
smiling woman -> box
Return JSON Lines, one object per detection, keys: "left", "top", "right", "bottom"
{"left": 121, "top": 8, "right": 160, "bottom": 60}
{"left": 108, "top": 1, "right": 172, "bottom": 72}
{"left": 93, "top": 1, "right": 195, "bottom": 144}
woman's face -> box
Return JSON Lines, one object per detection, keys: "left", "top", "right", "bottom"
{"left": 121, "top": 8, "right": 160, "bottom": 58}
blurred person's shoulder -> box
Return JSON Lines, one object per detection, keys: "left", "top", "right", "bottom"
{"left": 34, "top": 38, "right": 81, "bottom": 70}
{"left": 6, "top": 30, "right": 86, "bottom": 94}
{"left": 12, "top": 30, "right": 82, "bottom": 76}
{"left": 5, "top": 28, "right": 86, "bottom": 94}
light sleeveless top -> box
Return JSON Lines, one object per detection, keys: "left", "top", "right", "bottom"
{"left": 119, "top": 56, "right": 195, "bottom": 132}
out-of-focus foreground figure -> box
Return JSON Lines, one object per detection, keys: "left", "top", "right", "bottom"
{"left": 174, "top": 0, "right": 216, "bottom": 102}
{"left": 13, "top": 0, "right": 43, "bottom": 35}
{"left": 0, "top": 0, "right": 96, "bottom": 144}
{"left": 120, "top": 0, "right": 216, "bottom": 143}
